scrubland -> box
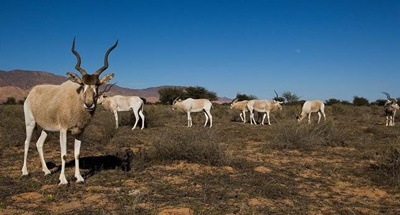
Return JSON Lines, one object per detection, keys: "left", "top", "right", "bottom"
{"left": 0, "top": 103, "right": 399, "bottom": 214}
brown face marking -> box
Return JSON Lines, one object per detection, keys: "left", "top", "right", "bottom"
{"left": 82, "top": 84, "right": 99, "bottom": 110}
{"left": 78, "top": 75, "right": 103, "bottom": 110}
{"left": 81, "top": 74, "right": 101, "bottom": 85}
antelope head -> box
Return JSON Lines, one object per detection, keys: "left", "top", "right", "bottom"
{"left": 230, "top": 98, "right": 239, "bottom": 109}
{"left": 295, "top": 103, "right": 303, "bottom": 121}
{"left": 382, "top": 92, "right": 397, "bottom": 106}
{"left": 67, "top": 37, "right": 118, "bottom": 111}
{"left": 273, "top": 100, "right": 284, "bottom": 110}
{"left": 97, "top": 83, "right": 117, "bottom": 104}
{"left": 273, "top": 90, "right": 284, "bottom": 110}
{"left": 172, "top": 96, "right": 181, "bottom": 110}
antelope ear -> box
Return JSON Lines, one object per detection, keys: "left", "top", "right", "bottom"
{"left": 100, "top": 73, "right": 114, "bottom": 84}
{"left": 67, "top": 72, "right": 83, "bottom": 84}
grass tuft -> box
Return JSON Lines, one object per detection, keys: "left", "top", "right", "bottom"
{"left": 270, "top": 121, "right": 347, "bottom": 151}
{"left": 146, "top": 127, "right": 231, "bottom": 166}
{"left": 370, "top": 147, "right": 400, "bottom": 186}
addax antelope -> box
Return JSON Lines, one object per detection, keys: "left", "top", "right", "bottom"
{"left": 22, "top": 38, "right": 118, "bottom": 185}
{"left": 382, "top": 92, "right": 399, "bottom": 126}
{"left": 230, "top": 98, "right": 249, "bottom": 123}
{"left": 97, "top": 84, "right": 145, "bottom": 130}
{"left": 172, "top": 98, "right": 213, "bottom": 127}
{"left": 247, "top": 100, "right": 283, "bottom": 125}
{"left": 296, "top": 100, "right": 326, "bottom": 124}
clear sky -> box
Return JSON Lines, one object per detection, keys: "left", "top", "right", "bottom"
{"left": 1, "top": 0, "right": 399, "bottom": 102}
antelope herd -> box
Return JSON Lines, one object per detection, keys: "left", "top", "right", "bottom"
{"left": 19, "top": 38, "right": 399, "bottom": 185}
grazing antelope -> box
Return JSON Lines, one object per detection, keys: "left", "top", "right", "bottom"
{"left": 382, "top": 92, "right": 399, "bottom": 126}
{"left": 296, "top": 100, "right": 326, "bottom": 124}
{"left": 230, "top": 99, "right": 249, "bottom": 123}
{"left": 97, "top": 91, "right": 145, "bottom": 130}
{"left": 247, "top": 100, "right": 283, "bottom": 125}
{"left": 22, "top": 38, "right": 118, "bottom": 185}
{"left": 172, "top": 98, "right": 213, "bottom": 127}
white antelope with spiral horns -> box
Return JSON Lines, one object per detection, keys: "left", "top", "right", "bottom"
{"left": 97, "top": 83, "right": 145, "bottom": 130}
{"left": 382, "top": 92, "right": 399, "bottom": 126}
{"left": 172, "top": 97, "right": 213, "bottom": 127}
{"left": 247, "top": 91, "right": 283, "bottom": 125}
{"left": 22, "top": 38, "right": 118, "bottom": 185}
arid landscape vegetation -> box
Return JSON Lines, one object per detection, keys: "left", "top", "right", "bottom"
{"left": 1, "top": 0, "right": 399, "bottom": 213}
{"left": 1, "top": 102, "right": 400, "bottom": 214}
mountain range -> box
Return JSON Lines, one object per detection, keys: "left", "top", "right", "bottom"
{"left": 0, "top": 70, "right": 231, "bottom": 104}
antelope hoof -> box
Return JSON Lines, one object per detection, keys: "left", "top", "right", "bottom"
{"left": 58, "top": 180, "right": 68, "bottom": 185}
{"left": 44, "top": 170, "right": 51, "bottom": 176}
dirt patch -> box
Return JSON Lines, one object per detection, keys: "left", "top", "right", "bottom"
{"left": 158, "top": 207, "right": 194, "bottom": 215}
{"left": 254, "top": 166, "right": 272, "bottom": 174}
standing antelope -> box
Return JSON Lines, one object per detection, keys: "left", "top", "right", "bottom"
{"left": 22, "top": 38, "right": 118, "bottom": 185}
{"left": 172, "top": 98, "right": 213, "bottom": 127}
{"left": 230, "top": 99, "right": 249, "bottom": 123}
{"left": 296, "top": 100, "right": 326, "bottom": 124}
{"left": 382, "top": 92, "right": 399, "bottom": 126}
{"left": 247, "top": 100, "right": 283, "bottom": 125}
{"left": 97, "top": 92, "right": 145, "bottom": 130}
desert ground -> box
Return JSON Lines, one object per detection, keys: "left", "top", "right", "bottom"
{"left": 0, "top": 103, "right": 399, "bottom": 214}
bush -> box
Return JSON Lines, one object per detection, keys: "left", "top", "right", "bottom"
{"left": 270, "top": 121, "right": 346, "bottom": 151}
{"left": 370, "top": 148, "right": 400, "bottom": 186}
{"left": 0, "top": 105, "right": 26, "bottom": 148}
{"left": 325, "top": 98, "right": 341, "bottom": 106}
{"left": 282, "top": 91, "right": 300, "bottom": 104}
{"left": 146, "top": 127, "right": 231, "bottom": 166}
{"left": 141, "top": 104, "right": 173, "bottom": 127}
{"left": 234, "top": 92, "right": 257, "bottom": 101}
{"left": 159, "top": 86, "right": 218, "bottom": 104}
{"left": 353, "top": 96, "right": 369, "bottom": 106}
{"left": 330, "top": 104, "right": 347, "bottom": 115}
{"left": 158, "top": 87, "right": 186, "bottom": 104}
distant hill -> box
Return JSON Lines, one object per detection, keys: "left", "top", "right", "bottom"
{"left": 0, "top": 70, "right": 67, "bottom": 89}
{"left": 0, "top": 70, "right": 231, "bottom": 104}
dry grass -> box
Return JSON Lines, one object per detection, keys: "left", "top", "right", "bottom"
{"left": 269, "top": 121, "right": 344, "bottom": 150}
{"left": 147, "top": 127, "right": 231, "bottom": 166}
{"left": 1, "top": 104, "right": 400, "bottom": 214}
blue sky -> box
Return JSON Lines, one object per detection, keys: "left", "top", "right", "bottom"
{"left": 1, "top": 0, "right": 399, "bottom": 102}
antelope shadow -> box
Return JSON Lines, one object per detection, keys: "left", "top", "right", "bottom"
{"left": 47, "top": 149, "right": 133, "bottom": 179}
